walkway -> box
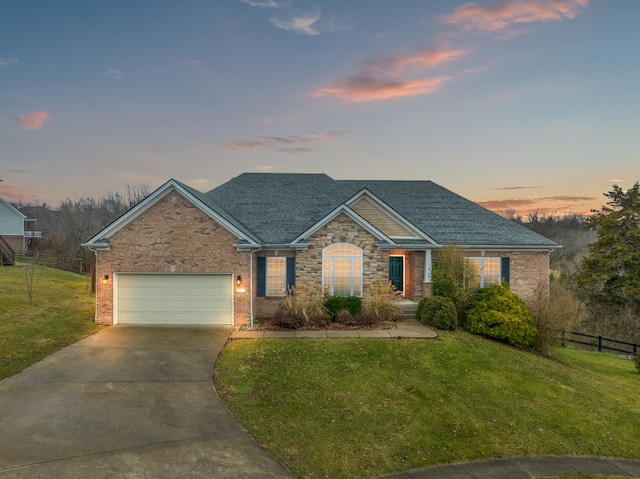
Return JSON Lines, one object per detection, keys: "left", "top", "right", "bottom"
{"left": 230, "top": 319, "right": 439, "bottom": 339}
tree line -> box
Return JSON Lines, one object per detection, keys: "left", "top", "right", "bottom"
{"left": 510, "top": 182, "right": 640, "bottom": 344}
{"left": 15, "top": 184, "right": 150, "bottom": 277}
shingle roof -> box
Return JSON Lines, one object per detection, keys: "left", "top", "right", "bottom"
{"left": 203, "top": 173, "right": 557, "bottom": 248}
{"left": 338, "top": 180, "right": 557, "bottom": 247}
{"left": 206, "top": 173, "right": 353, "bottom": 244}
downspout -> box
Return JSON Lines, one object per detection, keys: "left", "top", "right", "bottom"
{"left": 249, "top": 246, "right": 262, "bottom": 328}
{"left": 87, "top": 246, "right": 98, "bottom": 323}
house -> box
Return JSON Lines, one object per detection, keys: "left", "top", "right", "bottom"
{"left": 0, "top": 196, "right": 40, "bottom": 265}
{"left": 83, "top": 173, "right": 559, "bottom": 326}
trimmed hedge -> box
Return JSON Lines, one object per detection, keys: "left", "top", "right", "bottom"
{"left": 324, "top": 295, "right": 362, "bottom": 320}
{"left": 465, "top": 284, "right": 537, "bottom": 347}
{"left": 417, "top": 296, "right": 458, "bottom": 330}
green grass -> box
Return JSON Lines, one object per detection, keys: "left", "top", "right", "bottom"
{"left": 214, "top": 333, "right": 640, "bottom": 479}
{"left": 0, "top": 264, "right": 100, "bottom": 380}
{"left": 545, "top": 476, "right": 634, "bottom": 479}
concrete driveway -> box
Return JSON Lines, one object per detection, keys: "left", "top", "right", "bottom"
{"left": 0, "top": 326, "right": 293, "bottom": 479}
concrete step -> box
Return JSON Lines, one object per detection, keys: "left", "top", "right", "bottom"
{"left": 396, "top": 300, "right": 419, "bottom": 320}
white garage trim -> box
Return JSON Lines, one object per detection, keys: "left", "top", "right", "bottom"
{"left": 114, "top": 273, "right": 233, "bottom": 325}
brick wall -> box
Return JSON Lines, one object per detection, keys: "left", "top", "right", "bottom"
{"left": 432, "top": 250, "right": 550, "bottom": 301}
{"left": 95, "top": 191, "right": 251, "bottom": 325}
{"left": 253, "top": 249, "right": 296, "bottom": 319}
{"left": 2, "top": 235, "right": 24, "bottom": 253}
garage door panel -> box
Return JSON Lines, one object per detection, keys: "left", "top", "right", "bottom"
{"left": 116, "top": 274, "right": 232, "bottom": 325}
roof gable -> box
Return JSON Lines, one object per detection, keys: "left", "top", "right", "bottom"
{"left": 338, "top": 180, "right": 557, "bottom": 248}
{"left": 290, "top": 204, "right": 393, "bottom": 245}
{"left": 83, "top": 179, "right": 257, "bottom": 248}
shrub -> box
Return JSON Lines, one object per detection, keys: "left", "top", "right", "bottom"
{"left": 363, "top": 279, "right": 402, "bottom": 322}
{"left": 526, "top": 279, "right": 581, "bottom": 355}
{"left": 431, "top": 244, "right": 477, "bottom": 326}
{"left": 271, "top": 310, "right": 305, "bottom": 330}
{"left": 417, "top": 296, "right": 458, "bottom": 330}
{"left": 465, "top": 284, "right": 537, "bottom": 347}
{"left": 324, "top": 295, "right": 362, "bottom": 320}
{"left": 280, "top": 284, "right": 327, "bottom": 324}
{"left": 635, "top": 353, "right": 640, "bottom": 374}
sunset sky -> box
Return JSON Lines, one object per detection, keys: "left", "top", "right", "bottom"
{"left": 1, "top": 0, "right": 638, "bottom": 215}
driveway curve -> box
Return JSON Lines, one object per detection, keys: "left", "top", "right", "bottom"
{"left": 0, "top": 326, "right": 293, "bottom": 479}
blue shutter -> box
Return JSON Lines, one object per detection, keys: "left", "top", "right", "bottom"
{"left": 257, "top": 256, "right": 266, "bottom": 297}
{"left": 286, "top": 257, "right": 295, "bottom": 292}
{"left": 501, "top": 257, "right": 510, "bottom": 285}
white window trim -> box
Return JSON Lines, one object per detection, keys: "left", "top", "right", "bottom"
{"left": 465, "top": 256, "right": 501, "bottom": 289}
{"left": 266, "top": 256, "right": 287, "bottom": 296}
{"left": 322, "top": 243, "right": 363, "bottom": 297}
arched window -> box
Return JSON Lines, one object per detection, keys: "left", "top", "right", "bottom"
{"left": 323, "top": 243, "right": 363, "bottom": 296}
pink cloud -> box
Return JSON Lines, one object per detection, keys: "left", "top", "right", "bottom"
{"left": 181, "top": 143, "right": 213, "bottom": 149}
{"left": 440, "top": 0, "right": 589, "bottom": 32}
{"left": 187, "top": 58, "right": 202, "bottom": 67}
{"left": 311, "top": 76, "right": 451, "bottom": 102}
{"left": 362, "top": 48, "right": 465, "bottom": 75}
{"left": 220, "top": 130, "right": 349, "bottom": 153}
{"left": 13, "top": 111, "right": 50, "bottom": 130}
{"left": 310, "top": 48, "right": 462, "bottom": 102}
{"left": 219, "top": 139, "right": 269, "bottom": 152}
{"left": 275, "top": 147, "right": 312, "bottom": 156}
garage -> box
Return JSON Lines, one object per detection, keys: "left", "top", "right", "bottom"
{"left": 115, "top": 273, "right": 233, "bottom": 325}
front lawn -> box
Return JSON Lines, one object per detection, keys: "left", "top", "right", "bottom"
{"left": 214, "top": 333, "right": 640, "bottom": 479}
{"left": 0, "top": 264, "right": 100, "bottom": 380}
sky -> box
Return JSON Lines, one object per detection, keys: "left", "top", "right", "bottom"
{"left": 1, "top": 0, "right": 639, "bottom": 215}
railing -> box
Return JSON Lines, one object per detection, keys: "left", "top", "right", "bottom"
{"left": 562, "top": 331, "right": 639, "bottom": 355}
{"left": 0, "top": 235, "right": 15, "bottom": 265}
{"left": 24, "top": 231, "right": 42, "bottom": 238}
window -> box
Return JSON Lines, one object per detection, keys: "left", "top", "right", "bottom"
{"left": 323, "top": 243, "right": 363, "bottom": 296}
{"left": 465, "top": 257, "right": 508, "bottom": 288}
{"left": 257, "top": 257, "right": 295, "bottom": 297}
{"left": 266, "top": 257, "right": 286, "bottom": 296}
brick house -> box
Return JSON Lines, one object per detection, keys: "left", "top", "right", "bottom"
{"left": 83, "top": 173, "right": 558, "bottom": 326}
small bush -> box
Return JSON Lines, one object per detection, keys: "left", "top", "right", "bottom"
{"left": 526, "top": 279, "right": 581, "bottom": 355}
{"left": 465, "top": 284, "right": 537, "bottom": 347}
{"left": 417, "top": 296, "right": 458, "bottom": 330}
{"left": 308, "top": 313, "right": 332, "bottom": 329}
{"left": 324, "top": 295, "right": 362, "bottom": 320}
{"left": 272, "top": 310, "right": 305, "bottom": 330}
{"left": 634, "top": 353, "right": 640, "bottom": 374}
{"left": 280, "top": 284, "right": 327, "bottom": 324}
{"left": 363, "top": 279, "right": 402, "bottom": 322}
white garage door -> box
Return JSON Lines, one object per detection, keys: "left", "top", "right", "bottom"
{"left": 115, "top": 274, "right": 233, "bottom": 325}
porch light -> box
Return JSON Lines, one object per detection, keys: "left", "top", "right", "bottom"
{"left": 102, "top": 274, "right": 109, "bottom": 285}
{"left": 236, "top": 275, "right": 241, "bottom": 285}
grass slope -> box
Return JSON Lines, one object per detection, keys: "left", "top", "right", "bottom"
{"left": 214, "top": 333, "right": 640, "bottom": 479}
{"left": 0, "top": 264, "right": 100, "bottom": 379}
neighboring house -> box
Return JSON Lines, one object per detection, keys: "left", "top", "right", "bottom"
{"left": 83, "top": 173, "right": 559, "bottom": 326}
{"left": 0, "top": 196, "right": 40, "bottom": 265}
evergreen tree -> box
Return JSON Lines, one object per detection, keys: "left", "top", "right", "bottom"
{"left": 576, "top": 182, "right": 640, "bottom": 311}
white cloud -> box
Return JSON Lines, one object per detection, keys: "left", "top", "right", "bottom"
{"left": 103, "top": 68, "right": 125, "bottom": 79}
{"left": 239, "top": 0, "right": 290, "bottom": 6}
{"left": 0, "top": 57, "right": 18, "bottom": 66}
{"left": 270, "top": 7, "right": 322, "bottom": 35}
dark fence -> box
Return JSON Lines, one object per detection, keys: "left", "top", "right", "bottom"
{"left": 562, "top": 331, "right": 638, "bottom": 355}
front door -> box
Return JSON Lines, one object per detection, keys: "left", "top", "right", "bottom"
{"left": 389, "top": 256, "right": 403, "bottom": 293}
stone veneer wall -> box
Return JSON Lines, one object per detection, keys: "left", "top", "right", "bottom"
{"left": 95, "top": 191, "right": 251, "bottom": 325}
{"left": 295, "top": 213, "right": 388, "bottom": 301}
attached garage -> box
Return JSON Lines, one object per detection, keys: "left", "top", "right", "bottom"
{"left": 115, "top": 273, "right": 233, "bottom": 325}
